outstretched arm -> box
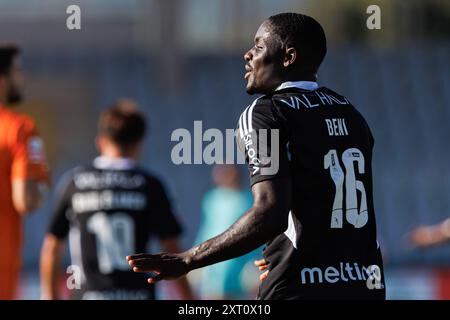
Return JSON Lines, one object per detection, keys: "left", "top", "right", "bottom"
{"left": 128, "top": 178, "right": 291, "bottom": 282}
{"left": 409, "top": 218, "right": 450, "bottom": 248}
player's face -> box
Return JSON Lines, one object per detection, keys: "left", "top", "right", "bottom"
{"left": 6, "top": 58, "right": 24, "bottom": 104}
{"left": 244, "top": 21, "right": 283, "bottom": 94}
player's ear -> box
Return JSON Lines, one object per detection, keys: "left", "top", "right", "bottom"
{"left": 283, "top": 47, "right": 297, "bottom": 68}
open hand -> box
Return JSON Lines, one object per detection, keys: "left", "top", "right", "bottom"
{"left": 127, "top": 252, "right": 190, "bottom": 283}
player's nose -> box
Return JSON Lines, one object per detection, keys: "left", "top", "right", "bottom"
{"left": 244, "top": 49, "right": 252, "bottom": 62}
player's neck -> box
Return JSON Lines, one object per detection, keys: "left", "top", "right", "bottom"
{"left": 99, "top": 142, "right": 140, "bottom": 161}
{"left": 279, "top": 69, "right": 317, "bottom": 83}
{"left": 280, "top": 76, "right": 317, "bottom": 84}
{"left": 100, "top": 151, "right": 137, "bottom": 161}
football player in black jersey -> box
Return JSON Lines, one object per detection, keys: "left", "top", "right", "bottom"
{"left": 40, "top": 100, "right": 193, "bottom": 300}
{"left": 128, "top": 13, "right": 385, "bottom": 300}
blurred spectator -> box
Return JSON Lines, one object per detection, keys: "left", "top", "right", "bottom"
{"left": 193, "top": 164, "right": 259, "bottom": 299}
{"left": 0, "top": 46, "right": 50, "bottom": 300}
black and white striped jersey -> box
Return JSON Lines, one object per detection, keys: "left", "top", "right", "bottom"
{"left": 47, "top": 157, "right": 182, "bottom": 300}
{"left": 236, "top": 82, "right": 385, "bottom": 300}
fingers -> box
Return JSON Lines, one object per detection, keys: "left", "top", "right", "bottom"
{"left": 255, "top": 259, "right": 269, "bottom": 281}
{"left": 127, "top": 254, "right": 165, "bottom": 272}
{"left": 147, "top": 272, "right": 166, "bottom": 284}
{"left": 259, "top": 270, "right": 269, "bottom": 282}
{"left": 254, "top": 259, "right": 268, "bottom": 271}
{"left": 131, "top": 266, "right": 160, "bottom": 273}
{"left": 129, "top": 257, "right": 156, "bottom": 267}
{"left": 258, "top": 265, "right": 268, "bottom": 271}
{"left": 129, "top": 259, "right": 160, "bottom": 270}
{"left": 127, "top": 253, "right": 157, "bottom": 261}
{"left": 254, "top": 259, "right": 267, "bottom": 267}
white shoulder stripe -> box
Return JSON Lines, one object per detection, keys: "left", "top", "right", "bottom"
{"left": 239, "top": 97, "right": 262, "bottom": 138}
{"left": 247, "top": 100, "right": 257, "bottom": 133}
{"left": 242, "top": 106, "right": 249, "bottom": 136}
{"left": 238, "top": 113, "right": 245, "bottom": 138}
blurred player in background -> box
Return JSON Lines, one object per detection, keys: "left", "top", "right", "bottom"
{"left": 194, "top": 164, "right": 258, "bottom": 299}
{"left": 0, "top": 46, "right": 50, "bottom": 300}
{"left": 40, "top": 100, "right": 193, "bottom": 300}
{"left": 127, "top": 13, "right": 385, "bottom": 300}
{"left": 409, "top": 218, "right": 450, "bottom": 248}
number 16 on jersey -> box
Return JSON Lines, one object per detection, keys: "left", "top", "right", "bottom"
{"left": 324, "top": 148, "right": 368, "bottom": 229}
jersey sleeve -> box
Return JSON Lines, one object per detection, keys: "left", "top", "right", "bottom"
{"left": 148, "top": 178, "right": 183, "bottom": 239}
{"left": 236, "top": 98, "right": 290, "bottom": 186}
{"left": 11, "top": 117, "right": 50, "bottom": 184}
{"left": 47, "top": 171, "right": 74, "bottom": 239}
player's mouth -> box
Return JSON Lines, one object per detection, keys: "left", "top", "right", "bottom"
{"left": 245, "top": 64, "right": 253, "bottom": 80}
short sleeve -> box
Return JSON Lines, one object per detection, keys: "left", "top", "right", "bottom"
{"left": 47, "top": 171, "right": 74, "bottom": 239}
{"left": 11, "top": 118, "right": 50, "bottom": 183}
{"left": 236, "top": 98, "right": 290, "bottom": 186}
{"left": 148, "top": 179, "right": 183, "bottom": 239}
